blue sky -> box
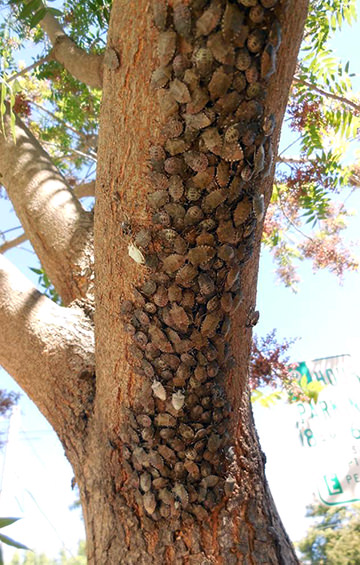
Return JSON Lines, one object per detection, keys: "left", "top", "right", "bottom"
{"left": 1, "top": 2, "right": 360, "bottom": 561}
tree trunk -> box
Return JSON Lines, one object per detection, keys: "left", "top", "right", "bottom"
{"left": 2, "top": 0, "right": 310, "bottom": 563}
{"left": 71, "top": 394, "right": 297, "bottom": 564}
{"left": 68, "top": 1, "right": 309, "bottom": 562}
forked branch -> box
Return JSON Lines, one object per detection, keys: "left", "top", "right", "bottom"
{"left": 0, "top": 105, "right": 94, "bottom": 305}
{"left": 0, "top": 254, "right": 95, "bottom": 442}
{"left": 39, "top": 5, "right": 104, "bottom": 89}
{"left": 293, "top": 77, "right": 360, "bottom": 112}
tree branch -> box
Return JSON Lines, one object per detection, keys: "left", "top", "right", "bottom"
{"left": 0, "top": 254, "right": 95, "bottom": 444}
{"left": 7, "top": 54, "right": 52, "bottom": 82}
{"left": 0, "top": 105, "right": 94, "bottom": 305}
{"left": 0, "top": 232, "right": 27, "bottom": 253}
{"left": 39, "top": 8, "right": 104, "bottom": 89}
{"left": 277, "top": 156, "right": 308, "bottom": 164}
{"left": 293, "top": 77, "right": 360, "bottom": 112}
{"left": 42, "top": 140, "right": 97, "bottom": 162}
{"left": 30, "top": 101, "right": 94, "bottom": 145}
{"left": 275, "top": 183, "right": 314, "bottom": 242}
{"left": 74, "top": 180, "right": 95, "bottom": 198}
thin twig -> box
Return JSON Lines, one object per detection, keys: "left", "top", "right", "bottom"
{"left": 277, "top": 156, "right": 308, "bottom": 164}
{"left": 74, "top": 180, "right": 95, "bottom": 198}
{"left": 293, "top": 77, "right": 360, "bottom": 113}
{"left": 82, "top": 163, "right": 97, "bottom": 181}
{"left": 0, "top": 233, "right": 27, "bottom": 253}
{"left": 30, "top": 101, "right": 92, "bottom": 144}
{"left": 275, "top": 183, "right": 314, "bottom": 242}
{"left": 6, "top": 55, "right": 51, "bottom": 83}
{"left": 279, "top": 135, "right": 302, "bottom": 157}
{"left": 42, "top": 141, "right": 97, "bottom": 162}
{"left": 338, "top": 186, "right": 356, "bottom": 213}
{"left": 1, "top": 225, "right": 23, "bottom": 235}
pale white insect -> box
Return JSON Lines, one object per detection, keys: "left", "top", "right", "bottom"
{"left": 172, "top": 390, "right": 185, "bottom": 411}
{"left": 128, "top": 243, "right": 145, "bottom": 265}
{"left": 151, "top": 380, "right": 167, "bottom": 400}
{"left": 253, "top": 193, "right": 265, "bottom": 222}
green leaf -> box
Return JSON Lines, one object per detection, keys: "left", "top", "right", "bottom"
{"left": 300, "top": 374, "right": 309, "bottom": 388}
{"left": 42, "top": 272, "right": 50, "bottom": 286}
{"left": 46, "top": 7, "right": 63, "bottom": 17}
{"left": 251, "top": 390, "right": 263, "bottom": 403}
{"left": 29, "top": 267, "right": 43, "bottom": 275}
{"left": 0, "top": 518, "right": 20, "bottom": 529}
{"left": 0, "top": 81, "right": 6, "bottom": 136}
{"left": 19, "top": 0, "right": 43, "bottom": 19}
{"left": 0, "top": 532, "right": 29, "bottom": 550}
{"left": 10, "top": 104, "right": 16, "bottom": 143}
{"left": 29, "top": 7, "right": 47, "bottom": 28}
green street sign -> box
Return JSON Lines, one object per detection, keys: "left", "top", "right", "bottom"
{"left": 293, "top": 355, "right": 360, "bottom": 506}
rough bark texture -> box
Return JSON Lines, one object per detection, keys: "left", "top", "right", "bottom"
{"left": 0, "top": 0, "right": 310, "bottom": 563}
{"left": 74, "top": 180, "right": 96, "bottom": 199}
{"left": 40, "top": 8, "right": 105, "bottom": 89}
{"left": 0, "top": 108, "right": 94, "bottom": 305}
{"left": 0, "top": 255, "right": 95, "bottom": 446}
{"left": 88, "top": 0, "right": 309, "bottom": 563}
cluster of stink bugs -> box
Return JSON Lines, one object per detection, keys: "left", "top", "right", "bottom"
{"left": 120, "top": 0, "right": 281, "bottom": 524}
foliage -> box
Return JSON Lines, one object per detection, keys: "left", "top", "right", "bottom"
{"left": 290, "top": 374, "right": 323, "bottom": 403}
{"left": 298, "top": 502, "right": 360, "bottom": 564}
{"left": 249, "top": 331, "right": 323, "bottom": 406}
{"left": 29, "top": 268, "right": 62, "bottom": 304}
{"left": 249, "top": 330, "right": 296, "bottom": 391}
{"left": 0, "top": 0, "right": 102, "bottom": 181}
{"left": 0, "top": 518, "right": 29, "bottom": 565}
{"left": 263, "top": 0, "right": 359, "bottom": 288}
{"left": 8, "top": 541, "right": 86, "bottom": 565}
{"left": 0, "top": 389, "right": 19, "bottom": 448}
{"left": 0, "top": 390, "right": 19, "bottom": 418}
{"left": 0, "top": 80, "right": 17, "bottom": 142}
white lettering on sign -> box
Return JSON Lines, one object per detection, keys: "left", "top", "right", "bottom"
{"left": 293, "top": 355, "right": 360, "bottom": 506}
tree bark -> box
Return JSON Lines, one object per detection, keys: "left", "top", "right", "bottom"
{"left": 0, "top": 0, "right": 310, "bottom": 562}
{"left": 0, "top": 255, "right": 95, "bottom": 446}
{"left": 39, "top": 6, "right": 105, "bottom": 89}
{"left": 0, "top": 108, "right": 94, "bottom": 305}
{"left": 0, "top": 232, "right": 27, "bottom": 253}
{"left": 83, "top": 0, "right": 309, "bottom": 562}
{"left": 74, "top": 180, "right": 96, "bottom": 199}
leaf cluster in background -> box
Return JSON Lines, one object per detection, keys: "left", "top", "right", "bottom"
{"left": 262, "top": 0, "right": 359, "bottom": 288}
{"left": 1, "top": 0, "right": 103, "bottom": 182}
{"left": 249, "top": 330, "right": 324, "bottom": 406}
{"left": 9, "top": 541, "right": 87, "bottom": 564}
{"left": 8, "top": 0, "right": 62, "bottom": 30}
{"left": 0, "top": 389, "right": 19, "bottom": 418}
{"left": 298, "top": 502, "right": 360, "bottom": 564}
{"left": 0, "top": 518, "right": 29, "bottom": 565}
{"left": 30, "top": 267, "right": 62, "bottom": 304}
{"left": 0, "top": 388, "right": 19, "bottom": 448}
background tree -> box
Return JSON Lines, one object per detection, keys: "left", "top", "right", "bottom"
{"left": 298, "top": 502, "right": 360, "bottom": 565}
{"left": 9, "top": 540, "right": 86, "bottom": 565}
{"left": 1, "top": 0, "right": 357, "bottom": 563}
{"left": 0, "top": 391, "right": 18, "bottom": 435}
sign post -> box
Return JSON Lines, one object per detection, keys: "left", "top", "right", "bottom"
{"left": 290, "top": 355, "right": 360, "bottom": 506}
